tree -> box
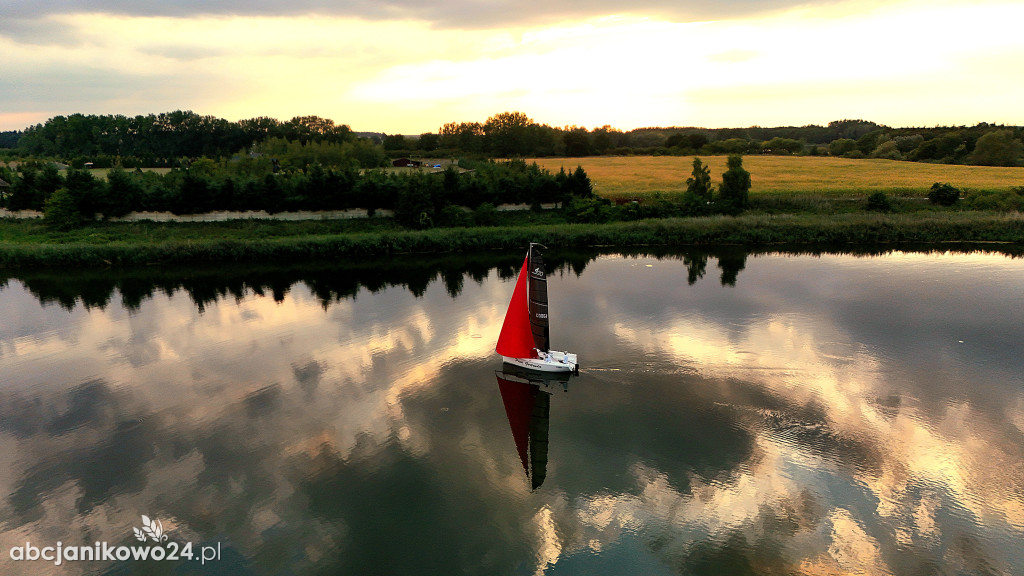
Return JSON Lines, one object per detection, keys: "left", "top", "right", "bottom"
{"left": 761, "top": 137, "right": 803, "bottom": 154}
{"left": 685, "top": 158, "right": 712, "bottom": 202}
{"left": 282, "top": 116, "right": 350, "bottom": 145}
{"left": 44, "top": 187, "right": 82, "bottom": 230}
{"left": 870, "top": 140, "right": 902, "bottom": 160}
{"left": 706, "top": 138, "right": 752, "bottom": 154}
{"left": 562, "top": 127, "right": 592, "bottom": 156}
{"left": 439, "top": 122, "right": 484, "bottom": 152}
{"left": 418, "top": 132, "right": 440, "bottom": 152}
{"left": 591, "top": 125, "right": 625, "bottom": 153}
{"left": 969, "top": 129, "right": 1023, "bottom": 166}
{"left": 383, "top": 134, "right": 408, "bottom": 151}
{"left": 563, "top": 166, "right": 593, "bottom": 199}
{"left": 827, "top": 119, "right": 882, "bottom": 140}
{"left": 64, "top": 169, "right": 104, "bottom": 220}
{"left": 829, "top": 138, "right": 857, "bottom": 157}
{"left": 394, "top": 181, "right": 435, "bottom": 229}
{"left": 483, "top": 111, "right": 533, "bottom": 157}
{"left": 717, "top": 155, "right": 751, "bottom": 214}
{"left": 7, "top": 167, "right": 42, "bottom": 210}
{"left": 856, "top": 130, "right": 886, "bottom": 155}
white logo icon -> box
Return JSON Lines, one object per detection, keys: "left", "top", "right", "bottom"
{"left": 133, "top": 516, "right": 168, "bottom": 543}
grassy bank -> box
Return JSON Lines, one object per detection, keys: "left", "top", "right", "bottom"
{"left": 3, "top": 212, "right": 1023, "bottom": 268}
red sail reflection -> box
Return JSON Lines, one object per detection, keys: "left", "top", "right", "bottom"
{"left": 496, "top": 369, "right": 563, "bottom": 490}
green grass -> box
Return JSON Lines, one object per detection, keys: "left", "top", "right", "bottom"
{"left": 3, "top": 211, "right": 1023, "bottom": 268}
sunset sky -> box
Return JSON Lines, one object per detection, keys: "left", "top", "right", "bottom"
{"left": 2, "top": 0, "right": 1023, "bottom": 134}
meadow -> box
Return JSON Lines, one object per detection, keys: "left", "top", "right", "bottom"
{"left": 529, "top": 156, "right": 1024, "bottom": 199}
{"left": 63, "top": 156, "right": 1024, "bottom": 200}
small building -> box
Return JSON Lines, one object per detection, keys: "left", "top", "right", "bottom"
{"left": 392, "top": 158, "right": 423, "bottom": 168}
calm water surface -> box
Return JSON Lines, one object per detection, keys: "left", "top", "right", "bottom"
{"left": 1, "top": 249, "right": 1023, "bottom": 575}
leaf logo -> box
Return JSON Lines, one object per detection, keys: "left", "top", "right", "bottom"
{"left": 135, "top": 515, "right": 169, "bottom": 543}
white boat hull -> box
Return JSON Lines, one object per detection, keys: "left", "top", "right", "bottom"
{"left": 502, "top": 350, "right": 578, "bottom": 373}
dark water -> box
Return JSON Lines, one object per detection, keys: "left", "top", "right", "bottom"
{"left": 1, "top": 249, "right": 1023, "bottom": 575}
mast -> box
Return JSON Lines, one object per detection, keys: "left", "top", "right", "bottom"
{"left": 528, "top": 243, "right": 550, "bottom": 353}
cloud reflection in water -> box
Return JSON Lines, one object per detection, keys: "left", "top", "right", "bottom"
{"left": 0, "top": 250, "right": 1022, "bottom": 575}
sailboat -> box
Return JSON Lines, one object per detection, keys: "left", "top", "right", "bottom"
{"left": 496, "top": 243, "right": 579, "bottom": 373}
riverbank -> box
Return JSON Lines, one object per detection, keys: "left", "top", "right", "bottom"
{"left": 2, "top": 211, "right": 1023, "bottom": 268}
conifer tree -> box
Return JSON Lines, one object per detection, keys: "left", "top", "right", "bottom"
{"left": 685, "top": 158, "right": 712, "bottom": 202}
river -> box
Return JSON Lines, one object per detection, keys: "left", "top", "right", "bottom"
{"left": 1, "top": 248, "right": 1022, "bottom": 575}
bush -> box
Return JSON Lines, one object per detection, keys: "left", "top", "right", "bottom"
{"left": 928, "top": 182, "right": 961, "bottom": 206}
{"left": 866, "top": 191, "right": 892, "bottom": 212}
{"left": 473, "top": 202, "right": 499, "bottom": 226}
{"left": 436, "top": 205, "right": 473, "bottom": 227}
{"left": 964, "top": 188, "right": 1024, "bottom": 212}
{"left": 564, "top": 196, "right": 614, "bottom": 223}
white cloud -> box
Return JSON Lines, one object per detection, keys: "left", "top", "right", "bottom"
{"left": 1, "top": 0, "right": 1023, "bottom": 131}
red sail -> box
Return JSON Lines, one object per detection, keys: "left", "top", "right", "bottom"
{"left": 496, "top": 256, "right": 537, "bottom": 359}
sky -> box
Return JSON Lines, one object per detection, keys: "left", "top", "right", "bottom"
{"left": 2, "top": 0, "right": 1023, "bottom": 134}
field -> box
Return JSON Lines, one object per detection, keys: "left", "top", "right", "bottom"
{"left": 529, "top": 156, "right": 1024, "bottom": 199}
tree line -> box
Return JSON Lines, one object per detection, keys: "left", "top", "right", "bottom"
{"left": 1, "top": 158, "right": 596, "bottom": 230}
{"left": 3, "top": 112, "right": 1021, "bottom": 167}
{"left": 3, "top": 112, "right": 357, "bottom": 166}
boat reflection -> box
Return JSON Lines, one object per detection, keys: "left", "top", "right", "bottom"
{"left": 495, "top": 366, "right": 571, "bottom": 490}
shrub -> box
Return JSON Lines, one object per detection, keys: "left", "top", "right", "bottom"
{"left": 564, "top": 196, "right": 614, "bottom": 223}
{"left": 964, "top": 188, "right": 1024, "bottom": 212}
{"left": 866, "top": 191, "right": 892, "bottom": 212}
{"left": 436, "top": 205, "right": 473, "bottom": 227}
{"left": 473, "top": 202, "right": 499, "bottom": 226}
{"left": 679, "top": 190, "right": 711, "bottom": 216}
{"left": 928, "top": 182, "right": 961, "bottom": 206}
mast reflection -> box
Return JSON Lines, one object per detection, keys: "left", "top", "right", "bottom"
{"left": 495, "top": 365, "right": 570, "bottom": 490}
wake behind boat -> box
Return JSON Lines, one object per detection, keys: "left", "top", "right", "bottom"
{"left": 496, "top": 243, "right": 579, "bottom": 373}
